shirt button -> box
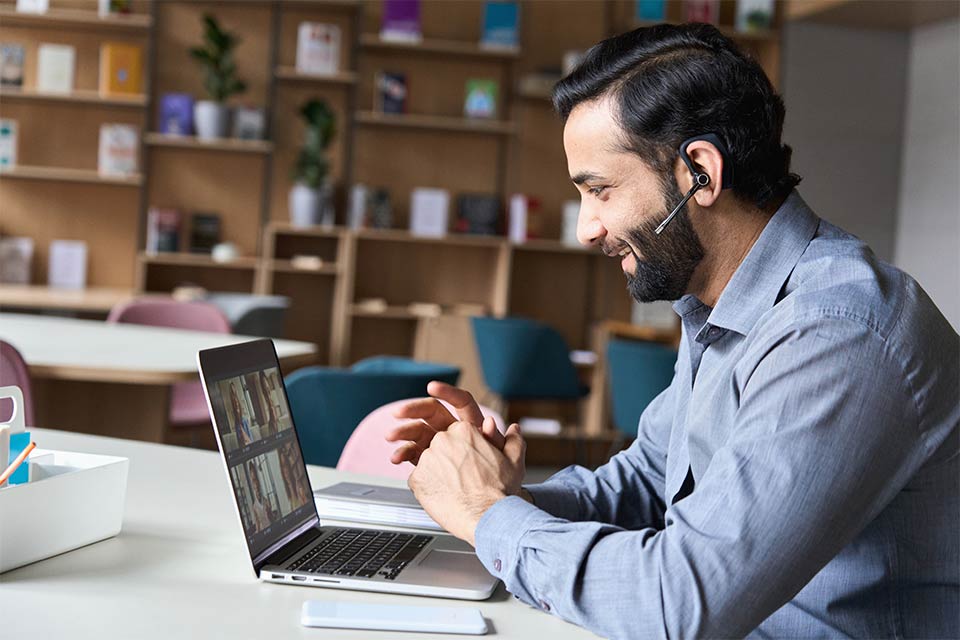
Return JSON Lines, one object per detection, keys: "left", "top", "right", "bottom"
{"left": 539, "top": 600, "right": 551, "bottom": 612}
{"left": 493, "top": 558, "right": 502, "bottom": 572}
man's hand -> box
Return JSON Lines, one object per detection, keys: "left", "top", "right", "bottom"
{"left": 407, "top": 420, "right": 526, "bottom": 546}
{"left": 386, "top": 381, "right": 505, "bottom": 465}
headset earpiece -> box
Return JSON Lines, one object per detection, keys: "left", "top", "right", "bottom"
{"left": 655, "top": 134, "right": 732, "bottom": 235}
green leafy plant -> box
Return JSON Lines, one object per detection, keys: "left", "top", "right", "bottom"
{"left": 188, "top": 14, "right": 246, "bottom": 102}
{"left": 291, "top": 99, "right": 336, "bottom": 189}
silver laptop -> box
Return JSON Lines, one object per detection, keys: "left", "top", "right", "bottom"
{"left": 197, "top": 339, "right": 498, "bottom": 601}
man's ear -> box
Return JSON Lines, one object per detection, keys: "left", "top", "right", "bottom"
{"left": 680, "top": 140, "right": 726, "bottom": 207}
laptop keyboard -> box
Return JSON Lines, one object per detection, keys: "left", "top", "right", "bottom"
{"left": 287, "top": 528, "right": 433, "bottom": 581}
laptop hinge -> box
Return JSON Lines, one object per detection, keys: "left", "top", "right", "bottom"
{"left": 255, "top": 522, "right": 322, "bottom": 572}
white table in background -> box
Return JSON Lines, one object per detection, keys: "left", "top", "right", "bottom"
{"left": 0, "top": 313, "right": 317, "bottom": 442}
{"left": 0, "top": 429, "right": 597, "bottom": 639}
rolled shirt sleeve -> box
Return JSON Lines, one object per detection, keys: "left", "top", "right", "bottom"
{"left": 474, "top": 314, "right": 948, "bottom": 638}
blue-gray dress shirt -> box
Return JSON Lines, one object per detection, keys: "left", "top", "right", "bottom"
{"left": 474, "top": 191, "right": 959, "bottom": 638}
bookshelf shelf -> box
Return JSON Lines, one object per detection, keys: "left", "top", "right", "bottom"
{"left": 143, "top": 134, "right": 274, "bottom": 155}
{"left": 632, "top": 19, "right": 777, "bottom": 43}
{"left": 513, "top": 239, "right": 593, "bottom": 254}
{"left": 0, "top": 165, "right": 142, "bottom": 187}
{"left": 0, "top": 7, "right": 152, "bottom": 31}
{"left": 359, "top": 34, "right": 521, "bottom": 59}
{"left": 354, "top": 111, "right": 516, "bottom": 136}
{"left": 354, "top": 228, "right": 505, "bottom": 248}
{"left": 0, "top": 88, "right": 147, "bottom": 108}
{"left": 268, "top": 222, "right": 345, "bottom": 239}
{"left": 138, "top": 253, "right": 260, "bottom": 270}
{"left": 349, "top": 304, "right": 420, "bottom": 320}
{"left": 274, "top": 66, "right": 358, "bottom": 85}
{"left": 267, "top": 260, "right": 340, "bottom": 275}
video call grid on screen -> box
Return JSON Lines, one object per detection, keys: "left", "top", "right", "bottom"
{"left": 207, "top": 365, "right": 315, "bottom": 556}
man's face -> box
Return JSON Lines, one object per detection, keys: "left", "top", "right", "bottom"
{"left": 563, "top": 98, "right": 705, "bottom": 302}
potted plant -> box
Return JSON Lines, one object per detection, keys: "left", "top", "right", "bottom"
{"left": 290, "top": 98, "right": 336, "bottom": 228}
{"left": 188, "top": 14, "right": 246, "bottom": 140}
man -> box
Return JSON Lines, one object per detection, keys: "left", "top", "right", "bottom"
{"left": 387, "top": 24, "right": 959, "bottom": 638}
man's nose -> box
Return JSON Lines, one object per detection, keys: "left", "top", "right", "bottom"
{"left": 577, "top": 205, "right": 605, "bottom": 247}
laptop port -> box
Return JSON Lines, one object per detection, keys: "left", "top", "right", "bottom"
{"left": 291, "top": 576, "right": 306, "bottom": 581}
{"left": 271, "top": 574, "right": 283, "bottom": 579}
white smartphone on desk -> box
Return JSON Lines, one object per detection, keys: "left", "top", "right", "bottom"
{"left": 301, "top": 600, "right": 488, "bottom": 635}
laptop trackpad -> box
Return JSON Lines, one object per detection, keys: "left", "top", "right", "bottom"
{"left": 407, "top": 549, "right": 494, "bottom": 589}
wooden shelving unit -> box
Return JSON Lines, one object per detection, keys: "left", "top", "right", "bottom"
{"left": 354, "top": 110, "right": 515, "bottom": 136}
{"left": 0, "top": 5, "right": 152, "bottom": 31}
{"left": 0, "top": 88, "right": 147, "bottom": 107}
{"left": 3, "top": 0, "right": 783, "bottom": 442}
{"left": 0, "top": 165, "right": 142, "bottom": 186}
{"left": 359, "top": 33, "right": 520, "bottom": 59}
{"left": 274, "top": 66, "right": 357, "bottom": 85}
{"left": 143, "top": 133, "right": 274, "bottom": 154}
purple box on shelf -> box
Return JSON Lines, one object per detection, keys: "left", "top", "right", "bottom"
{"left": 158, "top": 93, "right": 194, "bottom": 136}
{"left": 381, "top": 0, "right": 421, "bottom": 42}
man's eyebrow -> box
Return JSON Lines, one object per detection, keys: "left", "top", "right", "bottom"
{"left": 571, "top": 171, "right": 604, "bottom": 185}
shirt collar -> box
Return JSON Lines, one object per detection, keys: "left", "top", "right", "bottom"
{"left": 709, "top": 190, "right": 820, "bottom": 336}
{"left": 673, "top": 190, "right": 820, "bottom": 338}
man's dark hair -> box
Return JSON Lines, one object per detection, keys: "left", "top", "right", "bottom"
{"left": 553, "top": 23, "right": 800, "bottom": 210}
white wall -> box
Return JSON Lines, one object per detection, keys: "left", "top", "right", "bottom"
{"left": 781, "top": 22, "right": 909, "bottom": 262}
{"left": 893, "top": 19, "right": 960, "bottom": 331}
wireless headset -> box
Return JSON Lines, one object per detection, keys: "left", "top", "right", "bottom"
{"left": 654, "top": 133, "right": 734, "bottom": 235}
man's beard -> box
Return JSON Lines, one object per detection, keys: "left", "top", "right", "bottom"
{"left": 624, "top": 176, "right": 705, "bottom": 303}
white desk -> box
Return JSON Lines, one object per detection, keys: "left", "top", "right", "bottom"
{"left": 0, "top": 429, "right": 597, "bottom": 639}
{"left": 0, "top": 313, "right": 317, "bottom": 442}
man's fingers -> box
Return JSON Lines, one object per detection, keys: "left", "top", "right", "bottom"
{"left": 393, "top": 397, "right": 457, "bottom": 432}
{"left": 390, "top": 441, "right": 423, "bottom": 466}
{"left": 427, "top": 381, "right": 485, "bottom": 428}
{"left": 385, "top": 420, "right": 435, "bottom": 443}
{"left": 503, "top": 423, "right": 526, "bottom": 464}
{"left": 481, "top": 415, "right": 506, "bottom": 450}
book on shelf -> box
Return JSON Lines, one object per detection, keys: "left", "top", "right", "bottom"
{"left": 409, "top": 188, "right": 450, "bottom": 238}
{"left": 48, "top": 240, "right": 87, "bottom": 290}
{"left": 15, "top": 0, "right": 48, "bottom": 14}
{"left": 98, "top": 124, "right": 139, "bottom": 177}
{"left": 455, "top": 193, "right": 500, "bottom": 235}
{"left": 99, "top": 42, "right": 143, "bottom": 96}
{"left": 0, "top": 237, "right": 33, "bottom": 284}
{"left": 0, "top": 119, "right": 17, "bottom": 168}
{"left": 36, "top": 44, "right": 75, "bottom": 94}
{"left": 0, "top": 44, "right": 24, "bottom": 89}
{"left": 508, "top": 193, "right": 528, "bottom": 243}
{"left": 348, "top": 184, "right": 369, "bottom": 230}
{"left": 296, "top": 22, "right": 340, "bottom": 75}
{"left": 636, "top": 0, "right": 666, "bottom": 21}
{"left": 189, "top": 213, "right": 221, "bottom": 254}
{"left": 98, "top": 0, "right": 131, "bottom": 17}
{"left": 374, "top": 71, "right": 407, "bottom": 114}
{"left": 480, "top": 1, "right": 519, "bottom": 50}
{"left": 736, "top": 0, "right": 775, "bottom": 31}
{"left": 146, "top": 207, "right": 181, "bottom": 254}
{"left": 380, "top": 0, "right": 421, "bottom": 43}
{"left": 158, "top": 93, "right": 194, "bottom": 136}
{"left": 464, "top": 78, "right": 498, "bottom": 119}
{"left": 232, "top": 106, "right": 264, "bottom": 140}
{"left": 369, "top": 188, "right": 393, "bottom": 229}
{"left": 684, "top": 0, "right": 720, "bottom": 24}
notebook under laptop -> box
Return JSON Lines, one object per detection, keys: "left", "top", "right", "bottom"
{"left": 197, "top": 339, "right": 498, "bottom": 600}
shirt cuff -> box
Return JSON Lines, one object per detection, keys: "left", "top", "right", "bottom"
{"left": 474, "top": 496, "right": 544, "bottom": 589}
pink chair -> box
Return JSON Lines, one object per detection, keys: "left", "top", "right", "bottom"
{"left": 0, "top": 340, "right": 34, "bottom": 427}
{"left": 107, "top": 298, "right": 231, "bottom": 427}
{"left": 336, "top": 398, "right": 505, "bottom": 480}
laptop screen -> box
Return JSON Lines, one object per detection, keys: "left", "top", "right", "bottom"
{"left": 200, "top": 340, "right": 317, "bottom": 562}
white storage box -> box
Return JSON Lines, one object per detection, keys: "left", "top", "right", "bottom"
{"left": 0, "top": 449, "right": 129, "bottom": 573}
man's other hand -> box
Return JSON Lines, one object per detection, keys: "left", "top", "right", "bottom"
{"left": 385, "top": 381, "right": 505, "bottom": 465}
{"left": 407, "top": 420, "right": 526, "bottom": 545}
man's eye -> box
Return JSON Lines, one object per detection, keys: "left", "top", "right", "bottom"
{"left": 588, "top": 186, "right": 607, "bottom": 197}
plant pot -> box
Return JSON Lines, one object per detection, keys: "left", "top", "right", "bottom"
{"left": 289, "top": 181, "right": 335, "bottom": 228}
{"left": 289, "top": 183, "right": 321, "bottom": 228}
{"left": 194, "top": 100, "right": 230, "bottom": 140}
